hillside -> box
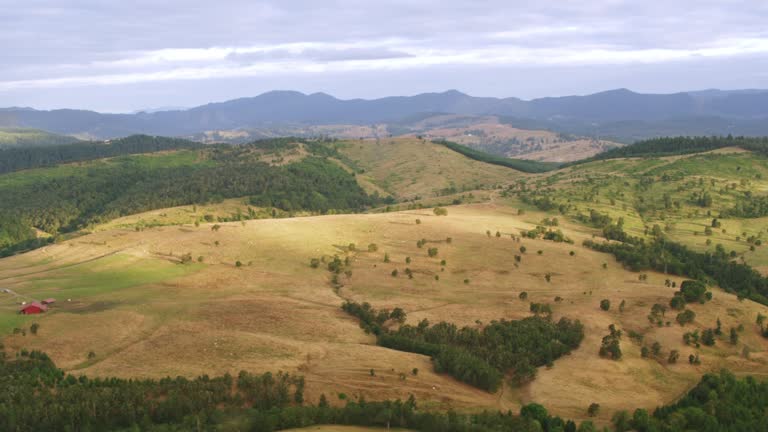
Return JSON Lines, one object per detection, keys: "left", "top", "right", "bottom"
{"left": 0, "top": 127, "right": 79, "bottom": 148}
{"left": 3, "top": 137, "right": 768, "bottom": 430}
{"left": 2, "top": 201, "right": 767, "bottom": 426}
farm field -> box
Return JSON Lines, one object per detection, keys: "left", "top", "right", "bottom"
{"left": 2, "top": 201, "right": 767, "bottom": 425}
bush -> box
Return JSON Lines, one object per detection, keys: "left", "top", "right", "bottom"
{"left": 600, "top": 299, "right": 611, "bottom": 311}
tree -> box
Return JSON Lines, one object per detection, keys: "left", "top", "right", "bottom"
{"left": 30, "top": 323, "right": 39, "bottom": 335}
{"left": 730, "top": 327, "right": 739, "bottom": 345}
{"left": 645, "top": 344, "right": 659, "bottom": 360}
{"left": 520, "top": 246, "right": 527, "bottom": 254}
{"left": 701, "top": 328, "right": 716, "bottom": 346}
{"left": 668, "top": 350, "right": 680, "bottom": 364}
{"left": 368, "top": 243, "right": 378, "bottom": 252}
{"left": 519, "top": 292, "right": 528, "bottom": 300}
{"left": 427, "top": 247, "right": 438, "bottom": 257}
{"left": 587, "top": 403, "right": 600, "bottom": 417}
{"left": 612, "top": 410, "right": 631, "bottom": 432}
{"left": 669, "top": 295, "right": 685, "bottom": 310}
{"left": 383, "top": 253, "right": 390, "bottom": 263}
{"left": 676, "top": 309, "right": 696, "bottom": 326}
{"left": 600, "top": 299, "right": 611, "bottom": 311}
{"left": 433, "top": 207, "right": 448, "bottom": 216}
{"left": 619, "top": 299, "right": 626, "bottom": 312}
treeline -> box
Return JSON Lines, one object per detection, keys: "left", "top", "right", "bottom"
{"left": 0, "top": 147, "right": 378, "bottom": 253}
{"left": 0, "top": 347, "right": 586, "bottom": 432}
{"left": 343, "top": 301, "right": 584, "bottom": 391}
{"left": 572, "top": 135, "right": 768, "bottom": 164}
{"left": 0, "top": 134, "right": 204, "bottom": 174}
{"left": 432, "top": 139, "right": 561, "bottom": 173}
{"left": 722, "top": 195, "right": 768, "bottom": 218}
{"left": 645, "top": 370, "right": 768, "bottom": 431}
{"left": 584, "top": 236, "right": 768, "bottom": 305}
{"left": 4, "top": 348, "right": 768, "bottom": 431}
{"left": 0, "top": 349, "right": 304, "bottom": 431}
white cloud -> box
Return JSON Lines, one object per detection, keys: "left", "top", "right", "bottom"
{"left": 2, "top": 34, "right": 768, "bottom": 91}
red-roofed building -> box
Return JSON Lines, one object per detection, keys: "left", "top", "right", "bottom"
{"left": 41, "top": 298, "right": 56, "bottom": 305}
{"left": 20, "top": 302, "right": 47, "bottom": 315}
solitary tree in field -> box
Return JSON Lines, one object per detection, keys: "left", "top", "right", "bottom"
{"left": 587, "top": 403, "right": 600, "bottom": 417}
{"left": 600, "top": 299, "right": 611, "bottom": 311}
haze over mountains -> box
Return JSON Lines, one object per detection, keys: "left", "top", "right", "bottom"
{"left": 2, "top": 88, "right": 768, "bottom": 141}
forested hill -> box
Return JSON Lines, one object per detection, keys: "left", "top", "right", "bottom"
{"left": 0, "top": 138, "right": 381, "bottom": 256}
{"left": 569, "top": 136, "right": 768, "bottom": 164}
{"left": 0, "top": 134, "right": 204, "bottom": 175}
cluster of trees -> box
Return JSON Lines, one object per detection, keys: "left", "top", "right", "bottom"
{"left": 521, "top": 225, "right": 573, "bottom": 243}
{"left": 343, "top": 301, "right": 584, "bottom": 392}
{"left": 599, "top": 324, "right": 622, "bottom": 360}
{"left": 648, "top": 369, "right": 768, "bottom": 431}
{"left": 432, "top": 139, "right": 560, "bottom": 173}
{"left": 0, "top": 143, "right": 380, "bottom": 254}
{"left": 0, "top": 134, "right": 203, "bottom": 174}
{"left": 723, "top": 195, "right": 768, "bottom": 218}
{"left": 583, "top": 237, "right": 768, "bottom": 306}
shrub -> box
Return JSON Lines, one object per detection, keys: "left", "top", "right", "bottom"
{"left": 600, "top": 299, "right": 611, "bottom": 311}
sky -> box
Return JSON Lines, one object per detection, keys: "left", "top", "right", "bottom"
{"left": 2, "top": 0, "right": 768, "bottom": 112}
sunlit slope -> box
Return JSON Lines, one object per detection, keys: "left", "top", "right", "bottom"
{"left": 336, "top": 138, "right": 524, "bottom": 200}
{"left": 1, "top": 202, "right": 766, "bottom": 424}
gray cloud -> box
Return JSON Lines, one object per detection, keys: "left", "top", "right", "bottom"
{"left": 1, "top": 0, "right": 768, "bottom": 111}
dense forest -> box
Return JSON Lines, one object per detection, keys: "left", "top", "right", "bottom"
{"left": 0, "top": 138, "right": 381, "bottom": 255}
{"left": 571, "top": 135, "right": 768, "bottom": 164}
{"left": 432, "top": 139, "right": 561, "bottom": 173}
{"left": 342, "top": 301, "right": 584, "bottom": 391}
{"left": 0, "top": 134, "right": 204, "bottom": 174}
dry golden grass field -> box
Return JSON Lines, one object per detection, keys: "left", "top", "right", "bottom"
{"left": 409, "top": 117, "right": 620, "bottom": 162}
{"left": 2, "top": 200, "right": 768, "bottom": 425}
{"left": 335, "top": 138, "right": 523, "bottom": 200}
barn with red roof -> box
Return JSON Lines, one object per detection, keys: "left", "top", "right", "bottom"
{"left": 19, "top": 302, "right": 47, "bottom": 315}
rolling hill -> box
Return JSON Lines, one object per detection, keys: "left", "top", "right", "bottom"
{"left": 2, "top": 136, "right": 768, "bottom": 431}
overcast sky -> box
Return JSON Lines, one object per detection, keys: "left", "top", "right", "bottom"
{"left": 2, "top": 0, "right": 768, "bottom": 112}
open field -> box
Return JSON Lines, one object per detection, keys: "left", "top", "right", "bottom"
{"left": 336, "top": 138, "right": 523, "bottom": 200}
{"left": 2, "top": 201, "right": 768, "bottom": 425}
{"left": 408, "top": 116, "right": 621, "bottom": 162}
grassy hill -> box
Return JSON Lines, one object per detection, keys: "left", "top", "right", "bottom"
{"left": 0, "top": 127, "right": 79, "bottom": 148}
{"left": 514, "top": 147, "right": 768, "bottom": 273}
{"left": 3, "top": 136, "right": 768, "bottom": 430}
{"left": 334, "top": 137, "right": 526, "bottom": 200}
{"left": 2, "top": 202, "right": 767, "bottom": 425}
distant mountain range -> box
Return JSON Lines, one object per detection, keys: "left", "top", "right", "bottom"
{"left": 1, "top": 88, "right": 768, "bottom": 141}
